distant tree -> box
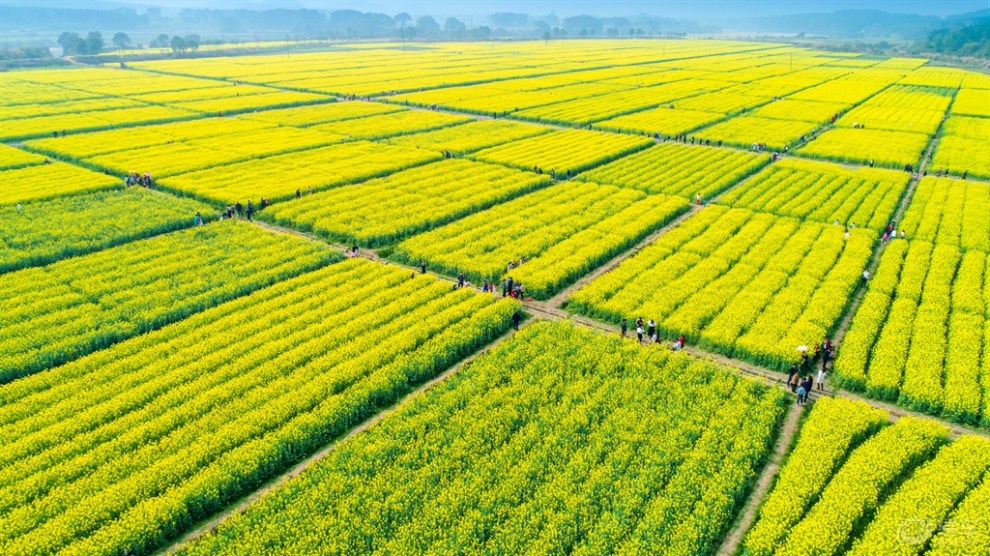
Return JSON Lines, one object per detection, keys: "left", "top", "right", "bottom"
{"left": 444, "top": 17, "right": 466, "bottom": 38}
{"left": 153, "top": 33, "right": 170, "bottom": 48}
{"left": 416, "top": 15, "right": 440, "bottom": 38}
{"left": 629, "top": 28, "right": 636, "bottom": 37}
{"left": 395, "top": 12, "right": 412, "bottom": 28}
{"left": 184, "top": 33, "right": 201, "bottom": 51}
{"left": 57, "top": 31, "right": 82, "bottom": 55}
{"left": 542, "top": 31, "right": 551, "bottom": 45}
{"left": 85, "top": 31, "right": 104, "bottom": 54}
{"left": 170, "top": 35, "right": 186, "bottom": 53}
{"left": 112, "top": 32, "right": 131, "bottom": 50}
{"left": 468, "top": 25, "right": 492, "bottom": 39}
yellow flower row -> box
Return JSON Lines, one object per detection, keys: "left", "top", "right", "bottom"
{"left": 0, "top": 220, "right": 333, "bottom": 382}
{"left": 848, "top": 435, "right": 990, "bottom": 556}
{"left": 720, "top": 157, "right": 910, "bottom": 231}
{"left": 0, "top": 258, "right": 518, "bottom": 555}
{"left": 837, "top": 238, "right": 990, "bottom": 424}
{"left": 774, "top": 416, "right": 949, "bottom": 556}
{"left": 747, "top": 396, "right": 990, "bottom": 556}
{"left": 177, "top": 320, "right": 785, "bottom": 556}
{"left": 743, "top": 397, "right": 888, "bottom": 556}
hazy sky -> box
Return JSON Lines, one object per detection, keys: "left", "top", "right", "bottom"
{"left": 44, "top": 0, "right": 990, "bottom": 19}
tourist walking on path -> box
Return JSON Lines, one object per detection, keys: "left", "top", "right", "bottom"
{"left": 620, "top": 319, "right": 628, "bottom": 337}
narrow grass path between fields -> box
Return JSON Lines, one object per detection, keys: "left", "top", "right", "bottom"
{"left": 717, "top": 401, "right": 804, "bottom": 556}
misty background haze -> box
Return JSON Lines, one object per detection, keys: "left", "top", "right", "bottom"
{"left": 2, "top": 0, "right": 988, "bottom": 64}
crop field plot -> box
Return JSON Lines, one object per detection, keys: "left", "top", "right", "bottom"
{"left": 579, "top": 141, "right": 770, "bottom": 200}
{"left": 0, "top": 187, "right": 215, "bottom": 273}
{"left": 931, "top": 116, "right": 990, "bottom": 180}
{"left": 159, "top": 140, "right": 441, "bottom": 203}
{"left": 836, "top": 241, "right": 990, "bottom": 423}
{"left": 673, "top": 88, "right": 768, "bottom": 115}
{"left": 509, "top": 79, "right": 726, "bottom": 126}
{"left": 394, "top": 181, "right": 688, "bottom": 298}
{"left": 594, "top": 106, "right": 727, "bottom": 136}
{"left": 950, "top": 88, "right": 990, "bottom": 118}
{"left": 469, "top": 128, "right": 653, "bottom": 176}
{"left": 0, "top": 221, "right": 334, "bottom": 382}
{"left": 899, "top": 177, "right": 990, "bottom": 252}
{"left": 834, "top": 85, "right": 953, "bottom": 136}
{"left": 131, "top": 83, "right": 279, "bottom": 104}
{"left": 383, "top": 119, "right": 551, "bottom": 154}
{"left": 82, "top": 125, "right": 344, "bottom": 178}
{"left": 2, "top": 161, "right": 121, "bottom": 204}
{"left": 569, "top": 206, "right": 876, "bottom": 370}
{"left": 22, "top": 117, "right": 275, "bottom": 160}
{"left": 744, "top": 396, "right": 990, "bottom": 556}
{"left": 719, "top": 158, "right": 911, "bottom": 231}
{"left": 0, "top": 144, "right": 46, "bottom": 170}
{"left": 0, "top": 105, "right": 201, "bottom": 141}
{"left": 692, "top": 115, "right": 816, "bottom": 151}
{"left": 243, "top": 100, "right": 405, "bottom": 127}
{"left": 390, "top": 81, "right": 634, "bottom": 116}
{"left": 167, "top": 90, "right": 331, "bottom": 114}
{"left": 307, "top": 109, "right": 472, "bottom": 140}
{"left": 797, "top": 127, "right": 931, "bottom": 169}
{"left": 788, "top": 74, "right": 898, "bottom": 105}
{"left": 263, "top": 159, "right": 552, "bottom": 246}
{"left": 179, "top": 321, "right": 786, "bottom": 556}
{"left": 749, "top": 99, "right": 851, "bottom": 124}
{"left": 0, "top": 259, "right": 517, "bottom": 556}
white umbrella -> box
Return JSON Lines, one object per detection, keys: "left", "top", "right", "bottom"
{"left": 796, "top": 345, "right": 809, "bottom": 352}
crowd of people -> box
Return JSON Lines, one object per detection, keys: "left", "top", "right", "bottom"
{"left": 618, "top": 317, "right": 686, "bottom": 351}
{"left": 789, "top": 338, "right": 836, "bottom": 405}
{"left": 124, "top": 172, "right": 154, "bottom": 187}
